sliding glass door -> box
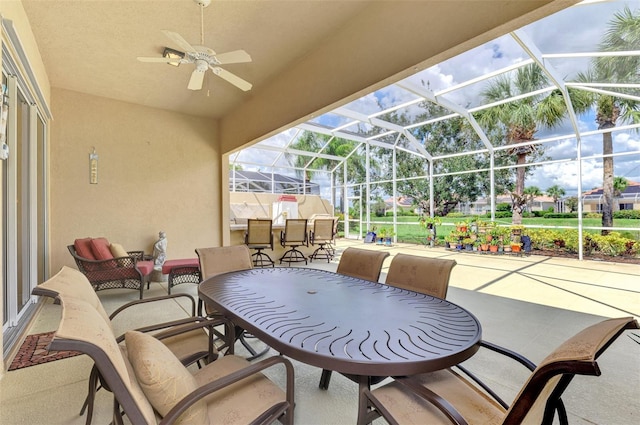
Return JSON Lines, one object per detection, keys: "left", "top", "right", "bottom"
{"left": 2, "top": 54, "right": 48, "bottom": 357}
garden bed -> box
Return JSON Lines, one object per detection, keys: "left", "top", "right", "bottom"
{"left": 443, "top": 244, "right": 639, "bottom": 264}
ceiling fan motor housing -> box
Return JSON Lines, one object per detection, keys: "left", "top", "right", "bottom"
{"left": 187, "top": 46, "right": 220, "bottom": 66}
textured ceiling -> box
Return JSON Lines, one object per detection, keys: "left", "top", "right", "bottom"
{"left": 21, "top": 0, "right": 370, "bottom": 118}
{"left": 21, "top": 0, "right": 569, "bottom": 130}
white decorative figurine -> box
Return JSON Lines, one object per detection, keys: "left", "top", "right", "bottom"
{"left": 153, "top": 231, "right": 167, "bottom": 267}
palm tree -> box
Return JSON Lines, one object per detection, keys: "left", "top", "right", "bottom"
{"left": 476, "top": 64, "right": 568, "bottom": 224}
{"left": 523, "top": 186, "right": 542, "bottom": 214}
{"left": 577, "top": 6, "right": 640, "bottom": 234}
{"left": 613, "top": 176, "right": 629, "bottom": 212}
{"left": 546, "top": 185, "right": 566, "bottom": 212}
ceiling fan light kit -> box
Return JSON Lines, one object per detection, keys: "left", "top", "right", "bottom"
{"left": 162, "top": 47, "right": 185, "bottom": 67}
{"left": 137, "top": 0, "right": 252, "bottom": 91}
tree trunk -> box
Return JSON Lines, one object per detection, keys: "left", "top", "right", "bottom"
{"left": 602, "top": 131, "right": 614, "bottom": 235}
{"left": 512, "top": 153, "right": 526, "bottom": 225}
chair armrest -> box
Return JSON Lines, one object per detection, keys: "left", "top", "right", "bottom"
{"left": 109, "top": 293, "right": 197, "bottom": 319}
{"left": 454, "top": 340, "right": 537, "bottom": 409}
{"left": 159, "top": 355, "right": 295, "bottom": 425}
{"left": 127, "top": 250, "right": 145, "bottom": 261}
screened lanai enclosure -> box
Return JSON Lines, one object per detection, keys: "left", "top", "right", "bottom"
{"left": 229, "top": 0, "right": 640, "bottom": 260}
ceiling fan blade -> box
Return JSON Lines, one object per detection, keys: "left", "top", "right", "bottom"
{"left": 211, "top": 66, "right": 252, "bottom": 91}
{"left": 188, "top": 69, "right": 206, "bottom": 90}
{"left": 214, "top": 50, "right": 252, "bottom": 65}
{"left": 137, "top": 56, "right": 182, "bottom": 63}
{"left": 161, "top": 30, "right": 197, "bottom": 53}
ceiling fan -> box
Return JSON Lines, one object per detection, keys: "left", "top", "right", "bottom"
{"left": 137, "top": 0, "right": 252, "bottom": 91}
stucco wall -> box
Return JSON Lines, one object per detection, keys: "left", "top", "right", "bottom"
{"left": 49, "top": 88, "right": 220, "bottom": 273}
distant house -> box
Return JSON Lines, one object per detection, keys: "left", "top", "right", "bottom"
{"left": 581, "top": 181, "right": 640, "bottom": 213}
{"left": 384, "top": 196, "right": 415, "bottom": 211}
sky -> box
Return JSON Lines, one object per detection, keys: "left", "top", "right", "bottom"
{"left": 233, "top": 0, "right": 640, "bottom": 200}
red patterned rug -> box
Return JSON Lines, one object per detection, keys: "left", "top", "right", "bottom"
{"left": 8, "top": 331, "right": 82, "bottom": 371}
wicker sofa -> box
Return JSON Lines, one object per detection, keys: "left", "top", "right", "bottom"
{"left": 68, "top": 237, "right": 154, "bottom": 299}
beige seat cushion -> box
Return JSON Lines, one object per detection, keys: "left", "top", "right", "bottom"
{"left": 371, "top": 369, "right": 505, "bottom": 425}
{"left": 192, "top": 355, "right": 287, "bottom": 425}
{"left": 125, "top": 331, "right": 210, "bottom": 425}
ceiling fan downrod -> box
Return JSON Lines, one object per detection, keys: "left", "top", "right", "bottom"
{"left": 194, "top": 0, "right": 210, "bottom": 45}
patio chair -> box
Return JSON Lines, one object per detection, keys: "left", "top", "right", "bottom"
{"left": 358, "top": 317, "right": 639, "bottom": 425}
{"left": 32, "top": 266, "right": 220, "bottom": 425}
{"left": 309, "top": 218, "right": 337, "bottom": 263}
{"left": 196, "top": 245, "right": 270, "bottom": 360}
{"left": 278, "top": 218, "right": 309, "bottom": 265}
{"left": 38, "top": 278, "right": 295, "bottom": 425}
{"left": 68, "top": 237, "right": 154, "bottom": 299}
{"left": 335, "top": 247, "right": 390, "bottom": 282}
{"left": 245, "top": 219, "right": 275, "bottom": 268}
{"left": 320, "top": 247, "right": 390, "bottom": 389}
{"left": 385, "top": 254, "right": 457, "bottom": 299}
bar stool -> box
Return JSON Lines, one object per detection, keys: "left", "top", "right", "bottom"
{"left": 279, "top": 219, "right": 308, "bottom": 265}
{"left": 245, "top": 219, "right": 275, "bottom": 267}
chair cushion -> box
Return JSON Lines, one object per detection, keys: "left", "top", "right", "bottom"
{"left": 162, "top": 258, "right": 200, "bottom": 275}
{"left": 110, "top": 243, "right": 129, "bottom": 258}
{"left": 74, "top": 238, "right": 96, "bottom": 260}
{"left": 136, "top": 260, "right": 154, "bottom": 276}
{"left": 90, "top": 237, "right": 114, "bottom": 260}
{"left": 371, "top": 369, "right": 505, "bottom": 425}
{"left": 125, "top": 330, "right": 210, "bottom": 425}
{"left": 193, "top": 355, "right": 288, "bottom": 425}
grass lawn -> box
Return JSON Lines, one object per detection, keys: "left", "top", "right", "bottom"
{"left": 345, "top": 215, "right": 640, "bottom": 243}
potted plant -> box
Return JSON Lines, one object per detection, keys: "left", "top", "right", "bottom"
{"left": 419, "top": 215, "right": 442, "bottom": 229}
{"left": 455, "top": 220, "right": 469, "bottom": 233}
{"left": 419, "top": 216, "right": 441, "bottom": 247}
{"left": 376, "top": 227, "right": 387, "bottom": 245}
{"left": 382, "top": 228, "right": 395, "bottom": 246}
{"left": 489, "top": 238, "right": 499, "bottom": 253}
{"left": 511, "top": 235, "right": 522, "bottom": 253}
{"left": 444, "top": 234, "right": 456, "bottom": 249}
{"left": 472, "top": 239, "right": 480, "bottom": 252}
{"left": 489, "top": 226, "right": 501, "bottom": 241}
{"left": 462, "top": 237, "right": 474, "bottom": 251}
{"left": 478, "top": 234, "right": 489, "bottom": 252}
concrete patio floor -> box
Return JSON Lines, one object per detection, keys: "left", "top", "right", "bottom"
{"left": 1, "top": 239, "right": 638, "bottom": 424}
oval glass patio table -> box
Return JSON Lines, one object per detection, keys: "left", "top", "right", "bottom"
{"left": 199, "top": 267, "right": 482, "bottom": 379}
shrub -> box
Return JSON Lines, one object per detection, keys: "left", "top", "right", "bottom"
{"left": 614, "top": 210, "right": 640, "bottom": 219}
{"left": 526, "top": 229, "right": 638, "bottom": 257}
